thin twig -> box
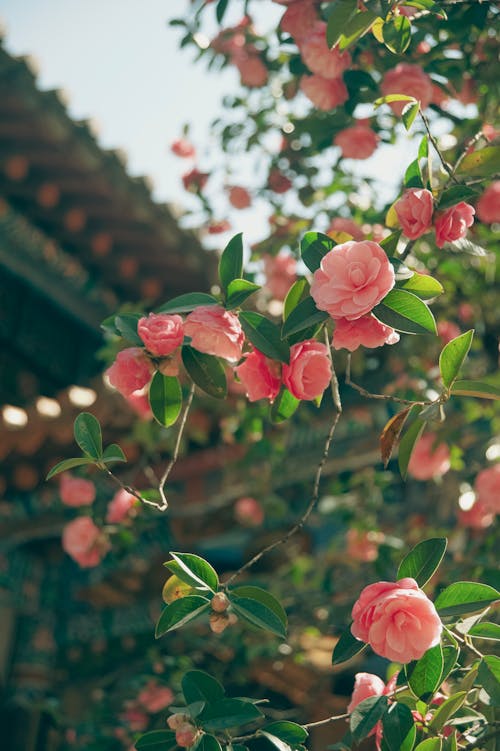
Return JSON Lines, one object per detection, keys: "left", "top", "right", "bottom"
{"left": 102, "top": 467, "right": 165, "bottom": 511}
{"left": 158, "top": 382, "right": 196, "bottom": 509}
{"left": 345, "top": 354, "right": 430, "bottom": 407}
{"left": 223, "top": 365, "right": 342, "bottom": 588}
{"left": 420, "top": 110, "right": 458, "bottom": 184}
{"left": 303, "top": 713, "right": 349, "bottom": 729}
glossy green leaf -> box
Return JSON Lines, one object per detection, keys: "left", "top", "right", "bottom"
{"left": 350, "top": 696, "right": 388, "bottom": 743}
{"left": 225, "top": 278, "right": 260, "bottom": 309}
{"left": 332, "top": 626, "right": 367, "bottom": 665}
{"left": 219, "top": 233, "right": 243, "bottom": 291}
{"left": 374, "top": 289, "right": 437, "bottom": 335}
{"left": 326, "top": 0, "right": 358, "bottom": 48}
{"left": 382, "top": 15, "right": 412, "bottom": 54}
{"left": 338, "top": 9, "right": 378, "bottom": 49}
{"left": 240, "top": 311, "right": 290, "bottom": 363}
{"left": 418, "top": 135, "right": 429, "bottom": 160}
{"left": 406, "top": 644, "right": 444, "bottom": 701}
{"left": 157, "top": 292, "right": 219, "bottom": 314}
{"left": 181, "top": 346, "right": 227, "bottom": 399}
{"left": 149, "top": 373, "right": 183, "bottom": 427}
{"left": 230, "top": 585, "right": 288, "bottom": 632}
{"left": 404, "top": 158, "right": 425, "bottom": 189}
{"left": 46, "top": 456, "right": 96, "bottom": 480}
{"left": 451, "top": 380, "right": 500, "bottom": 400}
{"left": 440, "top": 644, "right": 460, "bottom": 683}
{"left": 262, "top": 721, "right": 308, "bottom": 750}
{"left": 397, "top": 538, "right": 447, "bottom": 587}
{"left": 477, "top": 655, "right": 500, "bottom": 705}
{"left": 198, "top": 699, "right": 264, "bottom": 731}
{"left": 182, "top": 671, "right": 225, "bottom": 706}
{"left": 398, "top": 413, "right": 426, "bottom": 480}
{"left": 439, "top": 330, "right": 474, "bottom": 389}
{"left": 216, "top": 0, "right": 229, "bottom": 24}
{"left": 281, "top": 296, "right": 329, "bottom": 339}
{"left": 102, "top": 443, "right": 127, "bottom": 464}
{"left": 155, "top": 596, "right": 211, "bottom": 637}
{"left": 230, "top": 597, "right": 287, "bottom": 639}
{"left": 270, "top": 388, "right": 300, "bottom": 423}
{"left": 414, "top": 739, "right": 442, "bottom": 751}
{"left": 115, "top": 313, "right": 143, "bottom": 345}
{"left": 469, "top": 622, "right": 500, "bottom": 641}
{"left": 381, "top": 702, "right": 415, "bottom": 751}
{"left": 438, "top": 185, "right": 479, "bottom": 210}
{"left": 400, "top": 274, "right": 444, "bottom": 300}
{"left": 283, "top": 279, "right": 309, "bottom": 321}
{"left": 374, "top": 94, "right": 416, "bottom": 107}
{"left": 402, "top": 101, "right": 420, "bottom": 131}
{"left": 380, "top": 231, "right": 402, "bottom": 255}
{"left": 74, "top": 412, "right": 103, "bottom": 460}
{"left": 455, "top": 145, "right": 500, "bottom": 178}
{"left": 434, "top": 581, "right": 500, "bottom": 617}
{"left": 135, "top": 730, "right": 177, "bottom": 750}
{"left": 428, "top": 692, "right": 467, "bottom": 731}
{"left": 170, "top": 552, "right": 219, "bottom": 592}
{"left": 300, "top": 232, "right": 334, "bottom": 273}
{"left": 194, "top": 735, "right": 222, "bottom": 751}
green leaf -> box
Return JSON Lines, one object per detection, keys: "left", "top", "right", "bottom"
{"left": 428, "top": 692, "right": 467, "bottom": 731}
{"left": 262, "top": 722, "right": 308, "bottom": 749}
{"left": 230, "top": 585, "right": 287, "bottom": 632}
{"left": 400, "top": 274, "right": 444, "bottom": 300}
{"left": 219, "top": 233, "right": 243, "bottom": 292}
{"left": 380, "top": 231, "right": 402, "bottom": 255}
{"left": 440, "top": 644, "right": 460, "bottom": 683}
{"left": 230, "top": 597, "right": 287, "bottom": 639}
{"left": 374, "top": 94, "right": 416, "bottom": 107}
{"left": 404, "top": 158, "right": 424, "bottom": 189}
{"left": 397, "top": 538, "right": 447, "bottom": 587}
{"left": 398, "top": 413, "right": 426, "bottom": 480}
{"left": 373, "top": 289, "right": 437, "bottom": 335}
{"left": 332, "top": 626, "right": 367, "bottom": 665}
{"left": 102, "top": 443, "right": 127, "bottom": 464}
{"left": 418, "top": 135, "right": 429, "bottom": 160}
{"left": 406, "top": 644, "right": 444, "bottom": 701}
{"left": 149, "top": 373, "right": 183, "bottom": 427}
{"left": 350, "top": 696, "right": 388, "bottom": 743}
{"left": 240, "top": 312, "right": 290, "bottom": 364}
{"left": 157, "top": 292, "right": 219, "bottom": 314}
{"left": 181, "top": 346, "right": 227, "bottom": 399}
{"left": 281, "top": 297, "right": 329, "bottom": 339}
{"left": 326, "top": 0, "right": 358, "bottom": 48}
{"left": 338, "top": 10, "right": 378, "bottom": 49}
{"left": 414, "top": 739, "right": 442, "bottom": 751}
{"left": 74, "top": 412, "right": 103, "bottom": 460}
{"left": 135, "top": 730, "right": 177, "bottom": 750}
{"left": 434, "top": 582, "right": 500, "bottom": 617}
{"left": 194, "top": 735, "right": 222, "bottom": 751}
{"left": 477, "top": 655, "right": 500, "bottom": 705}
{"left": 382, "top": 15, "right": 412, "bottom": 54}
{"left": 182, "top": 671, "right": 225, "bottom": 706}
{"left": 451, "top": 380, "right": 500, "bottom": 400}
{"left": 198, "top": 699, "right": 264, "bottom": 731}
{"left": 283, "top": 279, "right": 309, "bottom": 321}
{"left": 115, "top": 313, "right": 143, "bottom": 345}
{"left": 455, "top": 146, "right": 500, "bottom": 178}
{"left": 438, "top": 186, "right": 479, "bottom": 210}
{"left": 402, "top": 102, "right": 420, "bottom": 131}
{"left": 46, "top": 456, "right": 96, "bottom": 480}
{"left": 381, "top": 702, "right": 415, "bottom": 751}
{"left": 469, "top": 622, "right": 500, "bottom": 641}
{"left": 300, "top": 232, "right": 334, "bottom": 273}
{"left": 225, "top": 279, "right": 260, "bottom": 309}
{"left": 170, "top": 552, "right": 219, "bottom": 592}
{"left": 270, "top": 388, "right": 300, "bottom": 423}
{"left": 439, "top": 330, "right": 474, "bottom": 390}
{"left": 155, "top": 596, "right": 211, "bottom": 637}
{"left": 216, "top": 0, "right": 229, "bottom": 24}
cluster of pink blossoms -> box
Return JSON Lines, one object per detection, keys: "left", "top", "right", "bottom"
{"left": 210, "top": 16, "right": 268, "bottom": 88}
{"left": 395, "top": 188, "right": 476, "bottom": 248}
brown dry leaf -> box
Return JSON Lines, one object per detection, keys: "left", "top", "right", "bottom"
{"left": 380, "top": 406, "right": 412, "bottom": 468}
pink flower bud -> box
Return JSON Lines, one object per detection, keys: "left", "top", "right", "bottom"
{"left": 138, "top": 313, "right": 184, "bottom": 357}
{"left": 211, "top": 592, "right": 230, "bottom": 613}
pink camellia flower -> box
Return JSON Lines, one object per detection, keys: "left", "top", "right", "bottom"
{"left": 280, "top": 0, "right": 318, "bottom": 41}
{"left": 381, "top": 63, "right": 433, "bottom": 116}
{"left": 311, "top": 241, "right": 395, "bottom": 321}
{"left": 347, "top": 672, "right": 398, "bottom": 750}
{"left": 407, "top": 433, "right": 451, "bottom": 480}
{"left": 394, "top": 188, "right": 434, "bottom": 240}
{"left": 235, "top": 349, "right": 281, "bottom": 402}
{"left": 176, "top": 724, "right": 199, "bottom": 748}
{"left": 235, "top": 53, "right": 268, "bottom": 87}
{"left": 184, "top": 305, "right": 244, "bottom": 362}
{"left": 106, "top": 489, "right": 136, "bottom": 524}
{"left": 264, "top": 253, "right": 298, "bottom": 300}
{"left": 458, "top": 499, "right": 494, "bottom": 530}
{"left": 332, "top": 315, "right": 399, "bottom": 352}
{"left": 106, "top": 348, "right": 153, "bottom": 398}
{"left": 138, "top": 313, "right": 184, "bottom": 357}
{"left": 268, "top": 169, "right": 293, "bottom": 194}
{"left": 298, "top": 22, "right": 351, "bottom": 79}
{"left": 182, "top": 168, "right": 209, "bottom": 193}
{"left": 334, "top": 124, "right": 379, "bottom": 160}
{"left": 171, "top": 138, "right": 196, "bottom": 158}
{"left": 351, "top": 577, "right": 443, "bottom": 663}
{"left": 434, "top": 202, "right": 475, "bottom": 248}
{"left": 122, "top": 706, "right": 149, "bottom": 732}
{"left": 235, "top": 496, "right": 265, "bottom": 526}
{"left": 328, "top": 217, "right": 364, "bottom": 241}
{"left": 207, "top": 219, "right": 232, "bottom": 234}
{"left": 62, "top": 517, "right": 108, "bottom": 568}
{"left": 474, "top": 464, "right": 500, "bottom": 513}
{"left": 228, "top": 186, "right": 251, "bottom": 209}
{"left": 282, "top": 340, "right": 332, "bottom": 400}
{"left": 437, "top": 321, "right": 461, "bottom": 345}
{"left": 137, "top": 681, "right": 174, "bottom": 713}
{"left": 59, "top": 474, "right": 96, "bottom": 507}
{"left": 346, "top": 529, "right": 384, "bottom": 563}
{"left": 476, "top": 181, "right": 500, "bottom": 224}
{"left": 300, "top": 74, "right": 349, "bottom": 110}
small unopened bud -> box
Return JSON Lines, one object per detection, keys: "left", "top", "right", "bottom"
{"left": 167, "top": 713, "right": 190, "bottom": 731}
{"left": 209, "top": 612, "right": 230, "bottom": 634}
{"left": 211, "top": 592, "right": 229, "bottom": 613}
{"left": 175, "top": 723, "right": 199, "bottom": 748}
